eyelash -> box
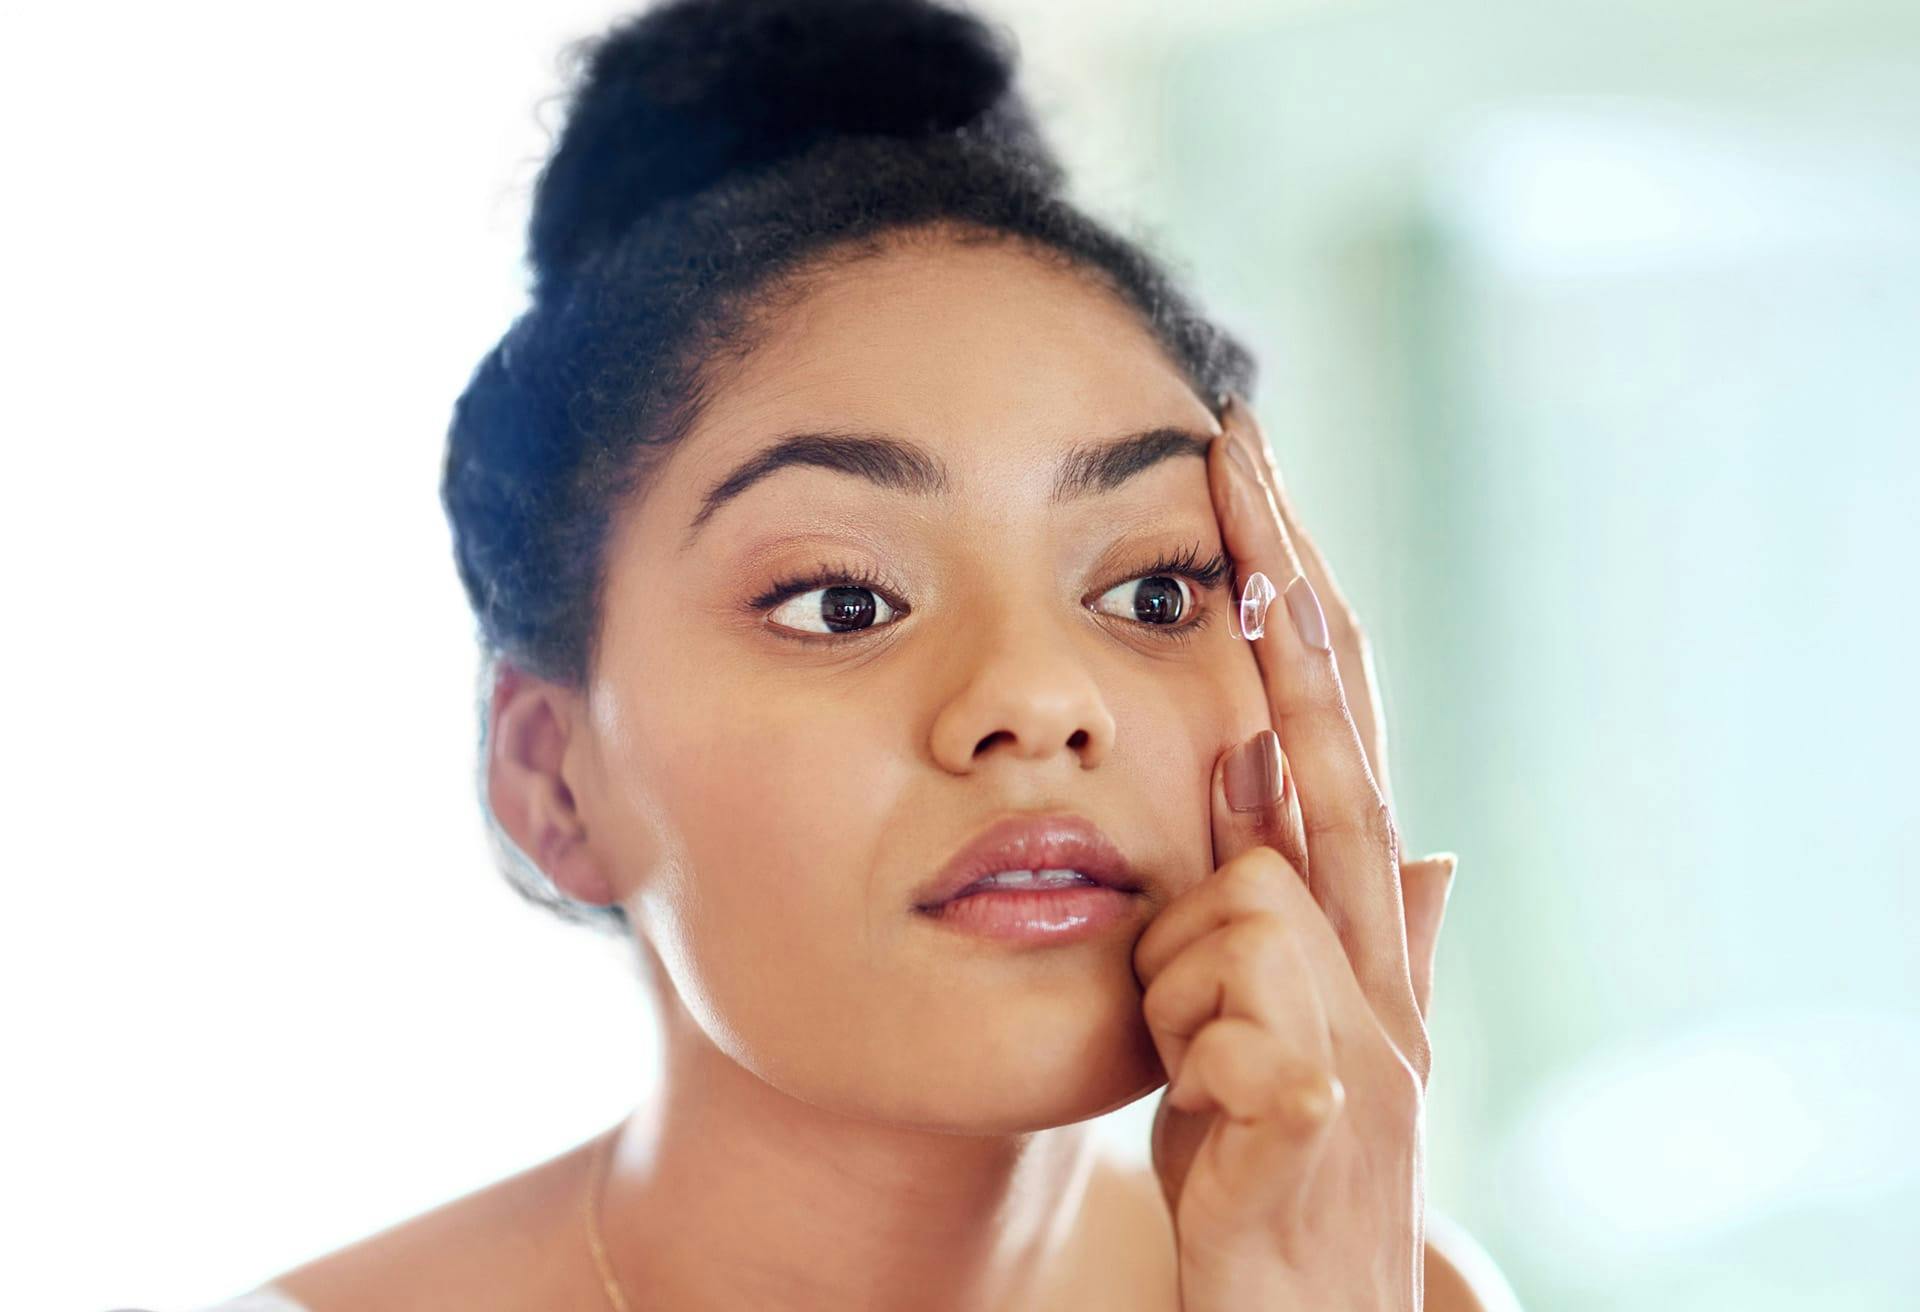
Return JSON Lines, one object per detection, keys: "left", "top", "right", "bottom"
{"left": 747, "top": 542, "right": 1233, "bottom": 648}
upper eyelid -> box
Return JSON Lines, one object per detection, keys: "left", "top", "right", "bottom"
{"left": 758, "top": 552, "right": 1226, "bottom": 605}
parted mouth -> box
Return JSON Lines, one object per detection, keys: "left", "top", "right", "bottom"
{"left": 912, "top": 813, "right": 1142, "bottom": 910}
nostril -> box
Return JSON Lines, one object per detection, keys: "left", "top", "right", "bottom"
{"left": 974, "top": 729, "right": 1017, "bottom": 756}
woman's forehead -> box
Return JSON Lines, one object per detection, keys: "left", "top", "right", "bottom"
{"left": 662, "top": 242, "right": 1215, "bottom": 513}
{"left": 743, "top": 240, "right": 1182, "bottom": 405}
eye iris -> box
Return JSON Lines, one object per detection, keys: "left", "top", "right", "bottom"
{"left": 821, "top": 585, "right": 878, "bottom": 632}
{"left": 1133, "top": 577, "right": 1185, "bottom": 625}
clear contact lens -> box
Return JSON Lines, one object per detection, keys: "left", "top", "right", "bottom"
{"left": 1234, "top": 570, "right": 1276, "bottom": 640}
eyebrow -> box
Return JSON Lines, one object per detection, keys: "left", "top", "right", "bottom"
{"left": 682, "top": 424, "right": 1213, "bottom": 549}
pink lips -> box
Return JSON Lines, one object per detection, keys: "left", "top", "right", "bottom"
{"left": 911, "top": 814, "right": 1145, "bottom": 943}
{"left": 919, "top": 880, "right": 1142, "bottom": 945}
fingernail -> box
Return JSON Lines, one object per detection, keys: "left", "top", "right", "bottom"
{"left": 1225, "top": 730, "right": 1283, "bottom": 812}
{"left": 1284, "top": 573, "right": 1331, "bottom": 651}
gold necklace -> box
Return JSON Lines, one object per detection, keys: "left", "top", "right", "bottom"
{"left": 585, "top": 1123, "right": 635, "bottom": 1312}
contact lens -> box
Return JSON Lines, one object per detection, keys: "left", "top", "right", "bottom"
{"left": 1233, "top": 570, "right": 1277, "bottom": 640}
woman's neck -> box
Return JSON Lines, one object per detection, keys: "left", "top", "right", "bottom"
{"left": 599, "top": 996, "right": 1103, "bottom": 1312}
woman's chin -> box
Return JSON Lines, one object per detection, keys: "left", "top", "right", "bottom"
{"left": 964, "top": 1066, "right": 1165, "bottom": 1134}
{"left": 884, "top": 996, "right": 1163, "bottom": 1133}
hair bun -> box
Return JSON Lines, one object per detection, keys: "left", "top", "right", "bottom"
{"left": 530, "top": 0, "right": 1050, "bottom": 285}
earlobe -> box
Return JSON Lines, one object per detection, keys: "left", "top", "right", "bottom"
{"left": 485, "top": 665, "right": 619, "bottom": 907}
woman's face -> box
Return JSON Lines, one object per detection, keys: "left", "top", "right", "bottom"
{"left": 571, "top": 234, "right": 1268, "bottom": 1132}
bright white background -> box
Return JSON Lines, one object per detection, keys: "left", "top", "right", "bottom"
{"left": 5, "top": 2, "right": 1916, "bottom": 1310}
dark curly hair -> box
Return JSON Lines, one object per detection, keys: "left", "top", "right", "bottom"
{"left": 441, "top": 0, "right": 1259, "bottom": 932}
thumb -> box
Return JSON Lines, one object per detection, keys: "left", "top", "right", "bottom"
{"left": 1212, "top": 728, "right": 1309, "bottom": 885}
{"left": 1400, "top": 852, "right": 1458, "bottom": 1024}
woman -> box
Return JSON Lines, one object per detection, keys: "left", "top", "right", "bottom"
{"left": 200, "top": 0, "right": 1513, "bottom": 1306}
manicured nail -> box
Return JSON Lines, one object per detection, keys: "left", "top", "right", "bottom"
{"left": 1284, "top": 573, "right": 1331, "bottom": 651}
{"left": 1236, "top": 570, "right": 1276, "bottom": 640}
{"left": 1225, "top": 730, "right": 1284, "bottom": 812}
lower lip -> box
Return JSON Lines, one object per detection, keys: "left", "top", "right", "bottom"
{"left": 915, "top": 883, "right": 1141, "bottom": 945}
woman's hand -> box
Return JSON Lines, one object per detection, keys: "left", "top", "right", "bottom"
{"left": 1134, "top": 395, "right": 1457, "bottom": 1310}
{"left": 1229, "top": 398, "right": 1457, "bottom": 1024}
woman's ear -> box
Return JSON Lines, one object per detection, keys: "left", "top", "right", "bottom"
{"left": 485, "top": 663, "right": 618, "bottom": 906}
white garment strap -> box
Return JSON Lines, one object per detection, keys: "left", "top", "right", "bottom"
{"left": 195, "top": 1290, "right": 311, "bottom": 1312}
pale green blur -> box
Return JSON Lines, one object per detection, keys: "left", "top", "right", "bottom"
{"left": 1040, "top": 1, "right": 1919, "bottom": 1306}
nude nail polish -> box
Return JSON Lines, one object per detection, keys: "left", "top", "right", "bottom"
{"left": 1285, "top": 574, "right": 1331, "bottom": 651}
{"left": 1226, "top": 730, "right": 1283, "bottom": 812}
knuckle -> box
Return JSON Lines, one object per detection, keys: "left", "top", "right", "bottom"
{"left": 1136, "top": 998, "right": 1182, "bottom": 1044}
{"left": 1303, "top": 796, "right": 1399, "bottom": 860}
{"left": 1372, "top": 801, "right": 1402, "bottom": 862}
{"left": 1374, "top": 1035, "right": 1428, "bottom": 1109}
{"left": 1220, "top": 852, "right": 1288, "bottom": 907}
{"left": 1218, "top": 913, "right": 1285, "bottom": 972}
{"left": 1182, "top": 1026, "right": 1224, "bottom": 1078}
{"left": 1140, "top": 978, "right": 1183, "bottom": 1031}
{"left": 1277, "top": 1067, "right": 1345, "bottom": 1132}
{"left": 1303, "top": 697, "right": 1358, "bottom": 746}
{"left": 1403, "top": 1023, "right": 1435, "bottom": 1089}
{"left": 1358, "top": 798, "right": 1396, "bottom": 845}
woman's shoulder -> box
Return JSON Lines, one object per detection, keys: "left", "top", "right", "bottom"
{"left": 1425, "top": 1207, "right": 1527, "bottom": 1312}
{"left": 248, "top": 1130, "right": 609, "bottom": 1312}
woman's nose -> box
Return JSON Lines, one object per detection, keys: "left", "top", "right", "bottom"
{"left": 925, "top": 605, "right": 1117, "bottom": 775}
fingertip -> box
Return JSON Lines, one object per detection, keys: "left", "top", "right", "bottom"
{"left": 1415, "top": 851, "right": 1461, "bottom": 891}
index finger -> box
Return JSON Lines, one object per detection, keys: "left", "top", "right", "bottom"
{"left": 1224, "top": 396, "right": 1395, "bottom": 816}
{"left": 1207, "top": 402, "right": 1425, "bottom": 1061}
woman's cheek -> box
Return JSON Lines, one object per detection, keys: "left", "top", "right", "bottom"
{"left": 1107, "top": 647, "right": 1258, "bottom": 860}
{"left": 647, "top": 680, "right": 905, "bottom": 1042}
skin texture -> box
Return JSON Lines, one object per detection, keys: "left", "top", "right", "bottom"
{"left": 266, "top": 233, "right": 1497, "bottom": 1311}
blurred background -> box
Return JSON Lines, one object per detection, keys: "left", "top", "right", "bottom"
{"left": 4, "top": 1, "right": 1915, "bottom": 1308}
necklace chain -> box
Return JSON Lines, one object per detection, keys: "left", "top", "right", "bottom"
{"left": 585, "top": 1124, "right": 635, "bottom": 1312}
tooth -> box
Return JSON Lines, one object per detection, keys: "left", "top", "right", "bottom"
{"left": 973, "top": 868, "right": 1093, "bottom": 890}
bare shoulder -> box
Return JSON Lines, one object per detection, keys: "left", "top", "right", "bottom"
{"left": 1425, "top": 1208, "right": 1526, "bottom": 1312}
{"left": 1088, "top": 1164, "right": 1521, "bottom": 1312}
{"left": 264, "top": 1130, "right": 608, "bottom": 1312}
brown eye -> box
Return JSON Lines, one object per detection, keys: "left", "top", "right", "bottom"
{"left": 1092, "top": 575, "right": 1193, "bottom": 627}
{"left": 766, "top": 585, "right": 901, "bottom": 636}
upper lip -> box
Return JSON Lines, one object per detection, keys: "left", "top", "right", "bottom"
{"left": 912, "top": 813, "right": 1142, "bottom": 910}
